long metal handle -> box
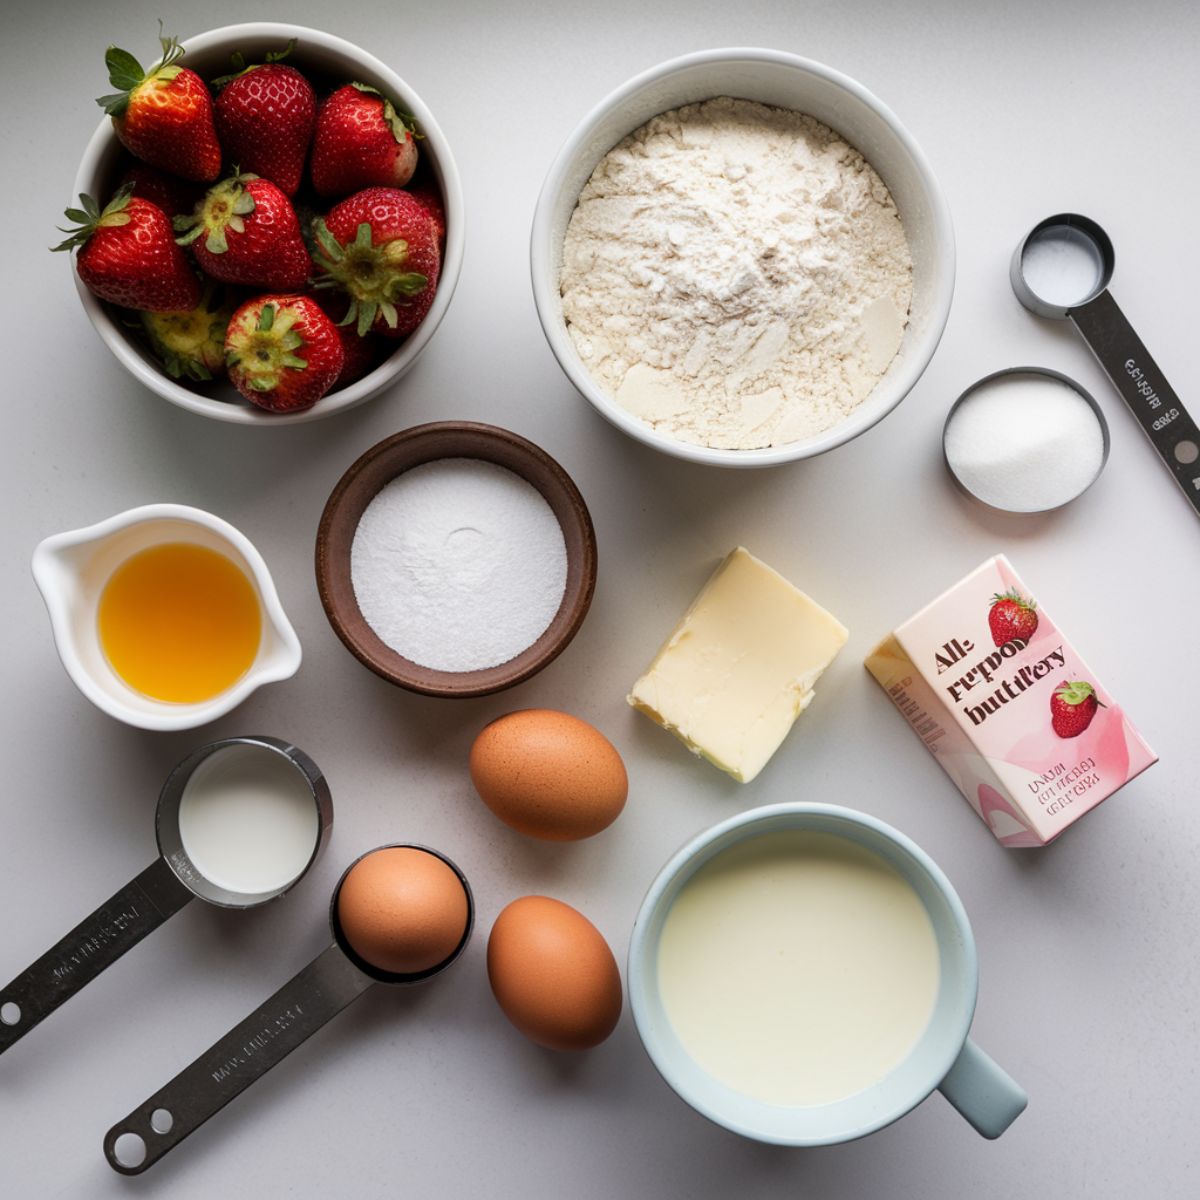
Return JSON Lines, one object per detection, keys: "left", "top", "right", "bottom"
{"left": 104, "top": 944, "right": 374, "bottom": 1174}
{"left": 1071, "top": 289, "right": 1200, "bottom": 516}
{"left": 0, "top": 857, "right": 192, "bottom": 1057}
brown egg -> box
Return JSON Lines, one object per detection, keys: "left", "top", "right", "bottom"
{"left": 336, "top": 847, "right": 469, "bottom": 976}
{"left": 469, "top": 709, "right": 628, "bottom": 841}
{"left": 487, "top": 895, "right": 622, "bottom": 1051}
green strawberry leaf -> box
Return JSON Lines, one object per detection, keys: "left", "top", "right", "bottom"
{"left": 990, "top": 589, "right": 1036, "bottom": 611}
{"left": 265, "top": 39, "right": 297, "bottom": 64}
{"left": 392, "top": 272, "right": 427, "bottom": 297}
{"left": 381, "top": 96, "right": 420, "bottom": 142}
{"left": 257, "top": 304, "right": 276, "bottom": 333}
{"left": 1053, "top": 681, "right": 1104, "bottom": 708}
{"left": 51, "top": 186, "right": 135, "bottom": 251}
{"left": 104, "top": 46, "right": 145, "bottom": 91}
{"left": 312, "top": 219, "right": 344, "bottom": 263}
{"left": 215, "top": 37, "right": 299, "bottom": 86}
{"left": 96, "top": 90, "right": 133, "bottom": 116}
{"left": 347, "top": 80, "right": 419, "bottom": 142}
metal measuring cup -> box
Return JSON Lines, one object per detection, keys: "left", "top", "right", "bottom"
{"left": 1012, "top": 213, "right": 1200, "bottom": 516}
{"left": 942, "top": 365, "right": 1111, "bottom": 513}
{"left": 0, "top": 736, "right": 332, "bottom": 1057}
{"left": 103, "top": 844, "right": 473, "bottom": 1174}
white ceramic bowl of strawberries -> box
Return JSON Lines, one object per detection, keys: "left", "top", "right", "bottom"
{"left": 68, "top": 22, "right": 464, "bottom": 424}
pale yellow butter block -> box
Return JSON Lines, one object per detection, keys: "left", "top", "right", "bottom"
{"left": 628, "top": 547, "right": 849, "bottom": 783}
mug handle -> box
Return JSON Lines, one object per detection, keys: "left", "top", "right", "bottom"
{"left": 938, "top": 1038, "right": 1027, "bottom": 1138}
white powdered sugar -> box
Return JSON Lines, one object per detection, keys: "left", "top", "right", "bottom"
{"left": 560, "top": 97, "right": 913, "bottom": 450}
{"left": 351, "top": 459, "right": 568, "bottom": 672}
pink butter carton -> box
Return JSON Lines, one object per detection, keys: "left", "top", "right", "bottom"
{"left": 865, "top": 555, "right": 1156, "bottom": 846}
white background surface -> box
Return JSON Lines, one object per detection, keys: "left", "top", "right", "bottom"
{"left": 1, "top": 1, "right": 1196, "bottom": 1196}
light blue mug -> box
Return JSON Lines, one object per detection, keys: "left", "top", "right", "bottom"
{"left": 628, "top": 803, "right": 1027, "bottom": 1145}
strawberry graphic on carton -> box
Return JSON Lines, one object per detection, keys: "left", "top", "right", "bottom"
{"left": 864, "top": 555, "right": 1157, "bottom": 847}
{"left": 988, "top": 590, "right": 1038, "bottom": 647}
{"left": 1050, "top": 680, "right": 1104, "bottom": 738}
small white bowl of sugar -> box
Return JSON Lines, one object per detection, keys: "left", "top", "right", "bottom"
{"left": 943, "top": 367, "right": 1110, "bottom": 513}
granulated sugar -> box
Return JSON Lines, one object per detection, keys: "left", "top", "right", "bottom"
{"left": 944, "top": 374, "right": 1106, "bottom": 511}
{"left": 351, "top": 459, "right": 568, "bottom": 672}
{"left": 559, "top": 97, "right": 913, "bottom": 450}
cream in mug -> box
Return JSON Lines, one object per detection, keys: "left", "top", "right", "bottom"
{"left": 657, "top": 831, "right": 939, "bottom": 1106}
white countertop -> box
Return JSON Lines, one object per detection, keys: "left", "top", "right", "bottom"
{"left": 1, "top": 1, "right": 1196, "bottom": 1196}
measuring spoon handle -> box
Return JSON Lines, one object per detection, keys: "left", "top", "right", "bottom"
{"left": 0, "top": 857, "right": 191, "bottom": 1056}
{"left": 1071, "top": 290, "right": 1200, "bottom": 516}
{"left": 104, "top": 944, "right": 373, "bottom": 1174}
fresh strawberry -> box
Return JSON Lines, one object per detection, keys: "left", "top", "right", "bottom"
{"left": 117, "top": 164, "right": 201, "bottom": 219}
{"left": 312, "top": 187, "right": 440, "bottom": 337}
{"left": 407, "top": 179, "right": 446, "bottom": 249}
{"left": 310, "top": 83, "right": 419, "bottom": 197}
{"left": 53, "top": 186, "right": 201, "bottom": 312}
{"left": 213, "top": 41, "right": 316, "bottom": 197}
{"left": 96, "top": 30, "right": 221, "bottom": 182}
{"left": 175, "top": 173, "right": 311, "bottom": 291}
{"left": 315, "top": 292, "right": 385, "bottom": 385}
{"left": 224, "top": 295, "right": 344, "bottom": 413}
{"left": 139, "top": 284, "right": 236, "bottom": 381}
{"left": 1050, "top": 680, "right": 1104, "bottom": 739}
{"left": 988, "top": 590, "right": 1038, "bottom": 647}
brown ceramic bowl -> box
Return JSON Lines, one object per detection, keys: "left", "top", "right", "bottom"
{"left": 315, "top": 422, "right": 597, "bottom": 697}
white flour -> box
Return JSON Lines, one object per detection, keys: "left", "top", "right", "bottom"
{"left": 560, "top": 97, "right": 913, "bottom": 450}
{"left": 351, "top": 459, "right": 567, "bottom": 672}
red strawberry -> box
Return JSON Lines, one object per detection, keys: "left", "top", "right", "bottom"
{"left": 175, "top": 173, "right": 310, "bottom": 291}
{"left": 139, "top": 284, "right": 236, "bottom": 381}
{"left": 117, "top": 165, "right": 201, "bottom": 219}
{"left": 53, "top": 187, "right": 201, "bottom": 312}
{"left": 312, "top": 187, "right": 440, "bottom": 338}
{"left": 97, "top": 30, "right": 221, "bottom": 182}
{"left": 224, "top": 295, "right": 344, "bottom": 413}
{"left": 1050, "top": 680, "right": 1104, "bottom": 739}
{"left": 407, "top": 179, "right": 446, "bottom": 249}
{"left": 315, "top": 292, "right": 385, "bottom": 386}
{"left": 311, "top": 83, "right": 419, "bottom": 197}
{"left": 213, "top": 42, "right": 316, "bottom": 197}
{"left": 988, "top": 590, "right": 1038, "bottom": 647}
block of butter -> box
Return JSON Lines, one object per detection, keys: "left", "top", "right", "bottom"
{"left": 628, "top": 547, "right": 849, "bottom": 783}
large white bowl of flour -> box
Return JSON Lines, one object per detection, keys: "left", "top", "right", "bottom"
{"left": 531, "top": 49, "right": 954, "bottom": 467}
